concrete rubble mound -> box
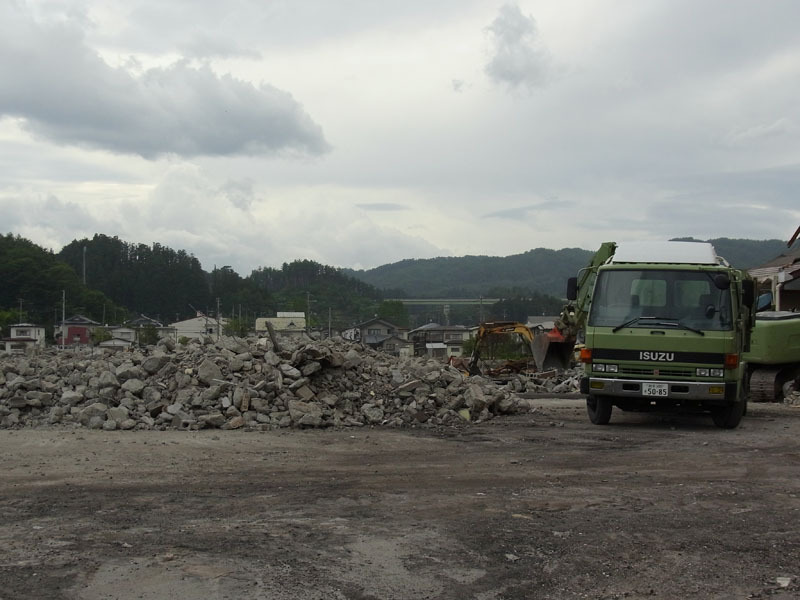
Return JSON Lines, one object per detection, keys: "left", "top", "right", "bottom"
{"left": 0, "top": 335, "right": 578, "bottom": 431}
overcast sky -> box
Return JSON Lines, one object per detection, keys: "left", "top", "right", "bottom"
{"left": 2, "top": 0, "right": 799, "bottom": 274}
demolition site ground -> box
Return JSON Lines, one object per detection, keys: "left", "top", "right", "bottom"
{"left": 1, "top": 399, "right": 799, "bottom": 600}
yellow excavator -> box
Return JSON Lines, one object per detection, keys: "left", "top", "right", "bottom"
{"left": 467, "top": 321, "right": 537, "bottom": 376}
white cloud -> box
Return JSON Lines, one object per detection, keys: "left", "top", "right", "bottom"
{"left": 484, "top": 3, "right": 552, "bottom": 88}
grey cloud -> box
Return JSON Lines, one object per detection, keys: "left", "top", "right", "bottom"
{"left": 356, "top": 203, "right": 409, "bottom": 212}
{"left": 177, "top": 32, "right": 262, "bottom": 60}
{"left": 1, "top": 193, "right": 103, "bottom": 240}
{"left": 485, "top": 3, "right": 551, "bottom": 88}
{"left": 646, "top": 197, "right": 796, "bottom": 242}
{"left": 722, "top": 119, "right": 793, "bottom": 147}
{"left": 483, "top": 204, "right": 544, "bottom": 219}
{"left": 220, "top": 178, "right": 256, "bottom": 211}
{"left": 0, "top": 5, "right": 329, "bottom": 159}
{"left": 117, "top": 0, "right": 487, "bottom": 53}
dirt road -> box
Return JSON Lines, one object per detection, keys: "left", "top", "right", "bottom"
{"left": 1, "top": 399, "right": 799, "bottom": 599}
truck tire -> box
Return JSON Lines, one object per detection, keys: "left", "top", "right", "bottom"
{"left": 587, "top": 395, "right": 612, "bottom": 425}
{"left": 711, "top": 398, "right": 746, "bottom": 429}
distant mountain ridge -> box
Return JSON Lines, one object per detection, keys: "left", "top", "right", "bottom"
{"left": 349, "top": 238, "right": 788, "bottom": 298}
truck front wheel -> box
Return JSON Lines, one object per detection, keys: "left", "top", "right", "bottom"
{"left": 587, "top": 395, "right": 613, "bottom": 425}
{"left": 711, "top": 399, "right": 746, "bottom": 429}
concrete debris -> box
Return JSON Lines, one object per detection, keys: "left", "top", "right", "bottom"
{"left": 784, "top": 377, "right": 800, "bottom": 407}
{"left": 498, "top": 370, "right": 582, "bottom": 395}
{"left": 0, "top": 335, "right": 581, "bottom": 431}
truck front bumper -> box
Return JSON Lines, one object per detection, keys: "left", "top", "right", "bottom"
{"left": 580, "top": 377, "right": 738, "bottom": 402}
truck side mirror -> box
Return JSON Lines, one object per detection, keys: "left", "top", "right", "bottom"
{"left": 742, "top": 280, "right": 755, "bottom": 308}
{"left": 713, "top": 274, "right": 730, "bottom": 290}
{"left": 566, "top": 277, "right": 578, "bottom": 301}
{"left": 756, "top": 292, "right": 773, "bottom": 312}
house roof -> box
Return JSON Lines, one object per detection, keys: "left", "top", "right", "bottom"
{"left": 126, "top": 314, "right": 164, "bottom": 327}
{"left": 749, "top": 245, "right": 800, "bottom": 279}
{"left": 363, "top": 334, "right": 391, "bottom": 345}
{"left": 170, "top": 315, "right": 227, "bottom": 327}
{"left": 355, "top": 317, "right": 400, "bottom": 329}
{"left": 380, "top": 335, "right": 411, "bottom": 344}
{"left": 407, "top": 323, "right": 468, "bottom": 335}
{"left": 255, "top": 316, "right": 306, "bottom": 331}
{"left": 61, "top": 314, "right": 100, "bottom": 326}
{"left": 364, "top": 333, "right": 411, "bottom": 346}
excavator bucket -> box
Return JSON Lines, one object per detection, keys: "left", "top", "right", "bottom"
{"left": 532, "top": 333, "right": 575, "bottom": 371}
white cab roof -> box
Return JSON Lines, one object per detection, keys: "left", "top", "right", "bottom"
{"left": 611, "top": 241, "right": 720, "bottom": 265}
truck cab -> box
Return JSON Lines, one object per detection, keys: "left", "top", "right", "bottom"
{"left": 578, "top": 242, "right": 754, "bottom": 428}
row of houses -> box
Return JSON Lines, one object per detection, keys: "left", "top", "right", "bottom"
{"left": 1, "top": 310, "right": 480, "bottom": 360}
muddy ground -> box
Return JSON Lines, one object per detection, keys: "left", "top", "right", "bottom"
{"left": 1, "top": 399, "right": 799, "bottom": 600}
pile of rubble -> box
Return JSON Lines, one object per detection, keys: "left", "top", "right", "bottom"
{"left": 0, "top": 335, "right": 548, "bottom": 431}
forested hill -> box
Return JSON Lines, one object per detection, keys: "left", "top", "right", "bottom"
{"left": 348, "top": 248, "right": 592, "bottom": 298}
{"left": 0, "top": 234, "right": 125, "bottom": 331}
{"left": 670, "top": 237, "right": 787, "bottom": 269}
{"left": 57, "top": 234, "right": 386, "bottom": 328}
{"left": 349, "top": 238, "right": 789, "bottom": 298}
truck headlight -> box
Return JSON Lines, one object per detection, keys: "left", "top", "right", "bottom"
{"left": 710, "top": 368, "right": 724, "bottom": 377}
{"left": 594, "top": 364, "right": 606, "bottom": 372}
{"left": 696, "top": 368, "right": 710, "bottom": 377}
{"left": 607, "top": 364, "right": 618, "bottom": 373}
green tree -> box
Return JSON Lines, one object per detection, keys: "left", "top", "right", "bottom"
{"left": 0, "top": 309, "right": 18, "bottom": 336}
{"left": 91, "top": 328, "right": 112, "bottom": 345}
{"left": 138, "top": 325, "right": 159, "bottom": 346}
{"left": 223, "top": 317, "right": 250, "bottom": 337}
{"left": 377, "top": 300, "right": 409, "bottom": 327}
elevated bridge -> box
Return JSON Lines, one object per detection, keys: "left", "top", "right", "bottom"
{"left": 386, "top": 298, "right": 500, "bottom": 306}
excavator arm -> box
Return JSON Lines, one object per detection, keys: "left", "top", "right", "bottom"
{"left": 533, "top": 242, "right": 617, "bottom": 371}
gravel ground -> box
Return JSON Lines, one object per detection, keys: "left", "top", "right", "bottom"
{"left": 1, "top": 399, "right": 799, "bottom": 599}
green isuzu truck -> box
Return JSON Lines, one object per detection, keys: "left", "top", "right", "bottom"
{"left": 571, "top": 241, "right": 756, "bottom": 429}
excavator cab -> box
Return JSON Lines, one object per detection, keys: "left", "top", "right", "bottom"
{"left": 467, "top": 321, "right": 537, "bottom": 377}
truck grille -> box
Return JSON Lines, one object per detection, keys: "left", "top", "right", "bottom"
{"left": 620, "top": 367, "right": 694, "bottom": 378}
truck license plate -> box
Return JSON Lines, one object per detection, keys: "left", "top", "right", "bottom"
{"left": 642, "top": 382, "right": 669, "bottom": 397}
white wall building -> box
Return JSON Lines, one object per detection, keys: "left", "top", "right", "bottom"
{"left": 255, "top": 312, "right": 307, "bottom": 338}
{"left": 3, "top": 323, "right": 47, "bottom": 354}
{"left": 169, "top": 313, "right": 228, "bottom": 340}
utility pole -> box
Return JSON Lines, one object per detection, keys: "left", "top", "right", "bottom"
{"left": 306, "top": 292, "right": 311, "bottom": 334}
{"left": 328, "top": 307, "right": 332, "bottom": 339}
{"left": 216, "top": 297, "right": 221, "bottom": 340}
{"left": 82, "top": 246, "right": 87, "bottom": 285}
{"left": 61, "top": 290, "right": 66, "bottom": 350}
{"left": 17, "top": 298, "right": 23, "bottom": 324}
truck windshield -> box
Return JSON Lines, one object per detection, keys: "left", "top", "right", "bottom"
{"left": 588, "top": 269, "right": 733, "bottom": 331}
